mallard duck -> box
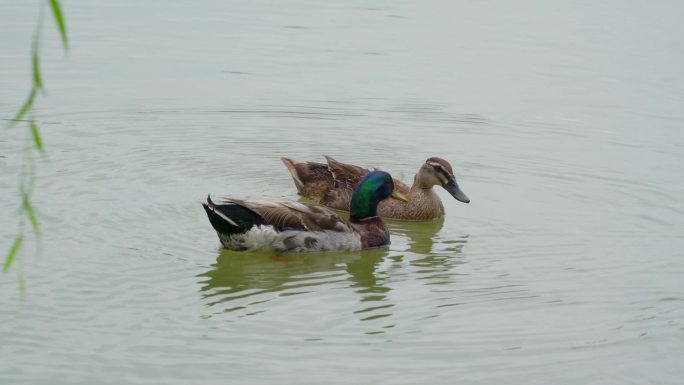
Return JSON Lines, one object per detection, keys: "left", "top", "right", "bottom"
{"left": 202, "top": 171, "right": 407, "bottom": 252}
{"left": 281, "top": 156, "right": 469, "bottom": 221}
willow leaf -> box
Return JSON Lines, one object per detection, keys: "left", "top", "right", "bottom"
{"left": 30, "top": 121, "right": 44, "bottom": 151}
{"left": 3, "top": 235, "right": 23, "bottom": 273}
{"left": 23, "top": 196, "right": 40, "bottom": 237}
{"left": 49, "top": 0, "right": 68, "bottom": 50}
{"left": 9, "top": 88, "right": 37, "bottom": 127}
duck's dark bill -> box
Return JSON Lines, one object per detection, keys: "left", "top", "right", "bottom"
{"left": 443, "top": 177, "right": 470, "bottom": 203}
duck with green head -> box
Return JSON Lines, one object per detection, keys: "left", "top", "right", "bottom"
{"left": 203, "top": 171, "right": 407, "bottom": 252}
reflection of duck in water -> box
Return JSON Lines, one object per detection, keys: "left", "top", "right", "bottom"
{"left": 198, "top": 250, "right": 358, "bottom": 304}
{"left": 345, "top": 248, "right": 396, "bottom": 325}
{"left": 385, "top": 217, "right": 445, "bottom": 254}
{"left": 199, "top": 248, "right": 397, "bottom": 328}
{"left": 346, "top": 248, "right": 389, "bottom": 292}
{"left": 198, "top": 248, "right": 390, "bottom": 309}
{"left": 386, "top": 218, "right": 469, "bottom": 283}
{"left": 202, "top": 171, "right": 407, "bottom": 252}
{"left": 408, "top": 233, "right": 469, "bottom": 286}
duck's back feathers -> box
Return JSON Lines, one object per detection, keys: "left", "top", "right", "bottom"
{"left": 281, "top": 156, "right": 411, "bottom": 212}
{"left": 280, "top": 157, "right": 334, "bottom": 200}
{"left": 325, "top": 156, "right": 411, "bottom": 193}
{"left": 280, "top": 156, "right": 366, "bottom": 210}
{"left": 324, "top": 155, "right": 369, "bottom": 189}
{"left": 225, "top": 198, "right": 351, "bottom": 232}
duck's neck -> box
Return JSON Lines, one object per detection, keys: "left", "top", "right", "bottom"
{"left": 405, "top": 184, "right": 444, "bottom": 219}
{"left": 349, "top": 186, "right": 380, "bottom": 221}
{"left": 412, "top": 173, "right": 437, "bottom": 190}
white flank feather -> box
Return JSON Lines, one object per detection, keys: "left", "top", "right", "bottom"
{"left": 218, "top": 225, "right": 362, "bottom": 252}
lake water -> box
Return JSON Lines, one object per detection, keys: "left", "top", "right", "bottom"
{"left": 1, "top": 1, "right": 683, "bottom": 384}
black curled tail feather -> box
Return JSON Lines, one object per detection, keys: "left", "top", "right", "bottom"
{"left": 203, "top": 195, "right": 267, "bottom": 235}
{"left": 202, "top": 203, "right": 238, "bottom": 235}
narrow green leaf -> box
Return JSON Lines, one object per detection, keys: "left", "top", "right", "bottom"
{"left": 30, "top": 121, "right": 44, "bottom": 151}
{"left": 19, "top": 272, "right": 26, "bottom": 295}
{"left": 3, "top": 235, "right": 23, "bottom": 273}
{"left": 49, "top": 0, "right": 68, "bottom": 50}
{"left": 32, "top": 29, "right": 43, "bottom": 90}
{"left": 22, "top": 196, "right": 40, "bottom": 237}
{"left": 8, "top": 88, "right": 37, "bottom": 127}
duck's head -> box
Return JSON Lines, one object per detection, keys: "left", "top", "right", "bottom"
{"left": 415, "top": 157, "right": 470, "bottom": 203}
{"left": 350, "top": 171, "right": 407, "bottom": 220}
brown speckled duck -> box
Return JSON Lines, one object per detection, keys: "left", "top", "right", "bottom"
{"left": 281, "top": 156, "right": 470, "bottom": 221}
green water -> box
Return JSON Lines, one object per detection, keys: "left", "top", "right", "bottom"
{"left": 2, "top": 1, "right": 683, "bottom": 384}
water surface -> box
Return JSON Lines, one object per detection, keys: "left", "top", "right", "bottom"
{"left": 1, "top": 1, "right": 683, "bottom": 384}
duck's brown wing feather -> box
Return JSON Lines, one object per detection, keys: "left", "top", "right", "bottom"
{"left": 324, "top": 155, "right": 370, "bottom": 188}
{"left": 282, "top": 156, "right": 411, "bottom": 211}
{"left": 393, "top": 179, "right": 411, "bottom": 195}
{"left": 224, "top": 198, "right": 351, "bottom": 232}
{"left": 325, "top": 155, "right": 411, "bottom": 194}
{"left": 281, "top": 157, "right": 335, "bottom": 203}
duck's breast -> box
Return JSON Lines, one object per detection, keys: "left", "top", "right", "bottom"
{"left": 351, "top": 218, "right": 390, "bottom": 249}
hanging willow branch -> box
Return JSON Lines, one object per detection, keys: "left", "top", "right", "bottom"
{"left": 4, "top": 0, "right": 68, "bottom": 294}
